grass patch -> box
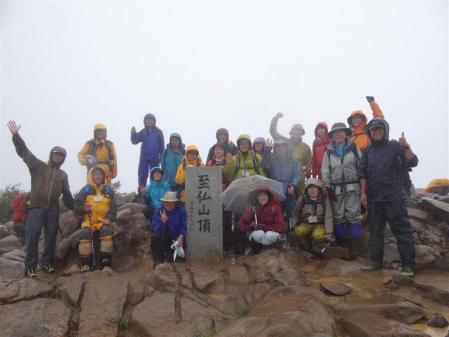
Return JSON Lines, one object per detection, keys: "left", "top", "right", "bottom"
{"left": 232, "top": 307, "right": 250, "bottom": 320}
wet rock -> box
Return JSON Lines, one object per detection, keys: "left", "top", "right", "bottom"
{"left": 319, "top": 258, "right": 361, "bottom": 277}
{"left": 415, "top": 244, "right": 438, "bottom": 269}
{"left": 112, "top": 255, "right": 137, "bottom": 272}
{"left": 320, "top": 282, "right": 352, "bottom": 296}
{"left": 0, "top": 224, "right": 10, "bottom": 239}
{"left": 336, "top": 301, "right": 426, "bottom": 324}
{"left": 0, "top": 234, "right": 22, "bottom": 252}
{"left": 0, "top": 278, "right": 53, "bottom": 304}
{"left": 117, "top": 203, "right": 146, "bottom": 214}
{"left": 407, "top": 207, "right": 429, "bottom": 221}
{"left": 225, "top": 264, "right": 249, "bottom": 284}
{"left": 143, "top": 264, "right": 178, "bottom": 292}
{"left": 57, "top": 273, "right": 90, "bottom": 307}
{"left": 410, "top": 272, "right": 449, "bottom": 305}
{"left": 390, "top": 326, "right": 431, "bottom": 337}
{"left": 59, "top": 210, "right": 79, "bottom": 237}
{"left": 216, "top": 295, "right": 336, "bottom": 337}
{"left": 131, "top": 291, "right": 176, "bottom": 334}
{"left": 426, "top": 313, "right": 449, "bottom": 328}
{"left": 55, "top": 229, "right": 82, "bottom": 261}
{"left": 78, "top": 272, "right": 129, "bottom": 337}
{"left": 0, "top": 298, "right": 71, "bottom": 337}
{"left": 0, "top": 256, "right": 25, "bottom": 280}
{"left": 434, "top": 253, "right": 449, "bottom": 271}
{"left": 1, "top": 248, "right": 26, "bottom": 262}
{"left": 421, "top": 197, "right": 449, "bottom": 220}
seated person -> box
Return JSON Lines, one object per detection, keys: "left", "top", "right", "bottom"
{"left": 142, "top": 167, "right": 170, "bottom": 222}
{"left": 292, "top": 178, "right": 333, "bottom": 252}
{"left": 235, "top": 189, "right": 285, "bottom": 255}
{"left": 75, "top": 167, "right": 116, "bottom": 272}
{"left": 151, "top": 191, "right": 187, "bottom": 263}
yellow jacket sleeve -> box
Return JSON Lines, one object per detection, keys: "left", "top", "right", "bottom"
{"left": 175, "top": 164, "right": 185, "bottom": 185}
{"left": 78, "top": 143, "right": 89, "bottom": 166}
{"left": 111, "top": 143, "right": 117, "bottom": 178}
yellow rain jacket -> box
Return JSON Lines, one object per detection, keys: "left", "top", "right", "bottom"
{"left": 75, "top": 169, "right": 117, "bottom": 231}
{"left": 78, "top": 124, "right": 118, "bottom": 184}
{"left": 175, "top": 145, "right": 204, "bottom": 203}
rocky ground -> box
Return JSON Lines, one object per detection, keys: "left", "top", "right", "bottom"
{"left": 0, "top": 193, "right": 448, "bottom": 337}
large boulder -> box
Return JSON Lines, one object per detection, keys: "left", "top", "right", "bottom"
{"left": 0, "top": 278, "right": 54, "bottom": 304}
{"left": 0, "top": 298, "right": 72, "bottom": 337}
{"left": 78, "top": 271, "right": 129, "bottom": 337}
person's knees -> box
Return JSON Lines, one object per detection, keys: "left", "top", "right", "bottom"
{"left": 79, "top": 240, "right": 92, "bottom": 256}
{"left": 99, "top": 224, "right": 114, "bottom": 238}
{"left": 100, "top": 238, "right": 113, "bottom": 254}
{"left": 250, "top": 230, "right": 265, "bottom": 244}
{"left": 311, "top": 226, "right": 325, "bottom": 241}
{"left": 80, "top": 227, "right": 93, "bottom": 240}
{"left": 294, "top": 224, "right": 311, "bottom": 238}
{"left": 263, "top": 231, "right": 280, "bottom": 245}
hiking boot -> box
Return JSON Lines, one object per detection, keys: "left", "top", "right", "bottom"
{"left": 41, "top": 263, "right": 56, "bottom": 273}
{"left": 400, "top": 266, "right": 414, "bottom": 278}
{"left": 25, "top": 268, "right": 37, "bottom": 278}
{"left": 361, "top": 261, "right": 383, "bottom": 272}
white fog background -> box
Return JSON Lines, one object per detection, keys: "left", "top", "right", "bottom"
{"left": 1, "top": 1, "right": 448, "bottom": 193}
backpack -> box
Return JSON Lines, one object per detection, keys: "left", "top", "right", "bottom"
{"left": 234, "top": 152, "right": 260, "bottom": 176}
{"left": 87, "top": 139, "right": 115, "bottom": 171}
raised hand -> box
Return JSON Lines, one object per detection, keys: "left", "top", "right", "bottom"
{"left": 131, "top": 126, "right": 136, "bottom": 133}
{"left": 7, "top": 120, "right": 21, "bottom": 135}
{"left": 160, "top": 209, "right": 168, "bottom": 224}
{"left": 366, "top": 96, "right": 375, "bottom": 103}
{"left": 399, "top": 132, "right": 408, "bottom": 147}
{"left": 275, "top": 112, "right": 284, "bottom": 119}
{"left": 265, "top": 138, "right": 274, "bottom": 148}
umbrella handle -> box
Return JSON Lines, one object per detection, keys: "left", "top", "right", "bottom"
{"left": 254, "top": 212, "right": 258, "bottom": 226}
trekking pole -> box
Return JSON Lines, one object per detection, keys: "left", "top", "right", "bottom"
{"left": 88, "top": 212, "right": 96, "bottom": 269}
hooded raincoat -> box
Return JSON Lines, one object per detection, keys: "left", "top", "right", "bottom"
{"left": 175, "top": 145, "right": 204, "bottom": 202}
{"left": 78, "top": 124, "right": 118, "bottom": 184}
{"left": 206, "top": 128, "right": 238, "bottom": 162}
{"left": 312, "top": 122, "right": 330, "bottom": 180}
{"left": 347, "top": 100, "right": 384, "bottom": 152}
{"left": 161, "top": 133, "right": 186, "bottom": 189}
{"left": 131, "top": 114, "right": 165, "bottom": 187}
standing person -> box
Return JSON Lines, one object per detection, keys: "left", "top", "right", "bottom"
{"left": 78, "top": 123, "right": 117, "bottom": 185}
{"left": 207, "top": 143, "right": 233, "bottom": 250}
{"left": 347, "top": 96, "right": 384, "bottom": 152}
{"left": 321, "top": 122, "right": 362, "bottom": 260}
{"left": 235, "top": 189, "right": 285, "bottom": 255}
{"left": 175, "top": 145, "right": 204, "bottom": 203}
{"left": 142, "top": 167, "right": 170, "bottom": 221}
{"left": 11, "top": 192, "right": 29, "bottom": 244}
{"left": 224, "top": 134, "right": 266, "bottom": 182}
{"left": 151, "top": 192, "right": 187, "bottom": 264}
{"left": 131, "top": 113, "right": 165, "bottom": 190}
{"left": 206, "top": 128, "right": 238, "bottom": 162}
{"left": 7, "top": 120, "right": 74, "bottom": 277}
{"left": 360, "top": 118, "right": 418, "bottom": 277}
{"left": 264, "top": 139, "right": 300, "bottom": 221}
{"left": 75, "top": 167, "right": 117, "bottom": 272}
{"left": 312, "top": 122, "right": 330, "bottom": 180}
{"left": 270, "top": 112, "right": 312, "bottom": 196}
{"left": 161, "top": 133, "right": 185, "bottom": 192}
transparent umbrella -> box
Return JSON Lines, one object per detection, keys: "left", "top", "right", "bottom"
{"left": 221, "top": 175, "right": 286, "bottom": 214}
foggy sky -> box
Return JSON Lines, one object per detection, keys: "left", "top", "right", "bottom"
{"left": 1, "top": 1, "right": 448, "bottom": 193}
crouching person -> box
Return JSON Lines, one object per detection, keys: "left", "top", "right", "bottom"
{"left": 75, "top": 167, "right": 116, "bottom": 272}
{"left": 151, "top": 192, "right": 187, "bottom": 264}
{"left": 292, "top": 178, "right": 333, "bottom": 252}
{"left": 235, "top": 189, "right": 286, "bottom": 255}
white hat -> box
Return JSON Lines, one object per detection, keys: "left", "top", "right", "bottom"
{"left": 160, "top": 191, "right": 179, "bottom": 202}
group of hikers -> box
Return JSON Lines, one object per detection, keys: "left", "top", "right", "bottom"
{"left": 6, "top": 95, "right": 421, "bottom": 278}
